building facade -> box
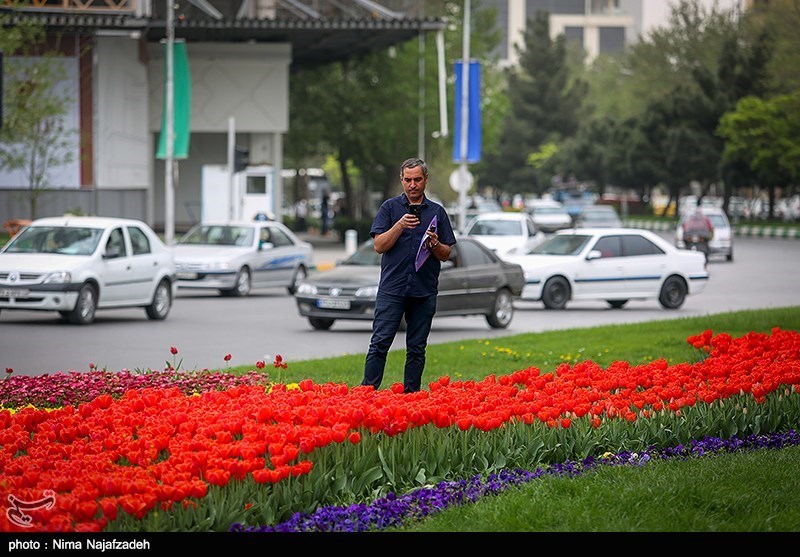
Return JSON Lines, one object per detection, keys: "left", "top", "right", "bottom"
{"left": 0, "top": 0, "right": 443, "bottom": 235}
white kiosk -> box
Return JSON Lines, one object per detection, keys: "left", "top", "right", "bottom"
{"left": 201, "top": 164, "right": 275, "bottom": 222}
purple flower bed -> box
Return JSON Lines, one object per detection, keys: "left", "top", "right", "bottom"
{"left": 231, "top": 430, "right": 800, "bottom": 533}
{"left": 0, "top": 369, "right": 271, "bottom": 409}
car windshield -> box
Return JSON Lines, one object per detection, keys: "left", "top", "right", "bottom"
{"left": 2, "top": 226, "right": 104, "bottom": 256}
{"left": 529, "top": 234, "right": 591, "bottom": 256}
{"left": 179, "top": 225, "right": 254, "bottom": 246}
{"left": 466, "top": 219, "right": 522, "bottom": 236}
{"left": 707, "top": 214, "right": 728, "bottom": 228}
{"left": 342, "top": 240, "right": 381, "bottom": 266}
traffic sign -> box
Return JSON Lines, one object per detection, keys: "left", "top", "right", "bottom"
{"left": 449, "top": 167, "right": 474, "bottom": 193}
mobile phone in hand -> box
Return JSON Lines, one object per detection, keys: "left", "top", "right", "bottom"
{"left": 407, "top": 205, "right": 421, "bottom": 218}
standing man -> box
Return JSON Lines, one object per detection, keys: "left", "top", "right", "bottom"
{"left": 361, "top": 158, "right": 457, "bottom": 393}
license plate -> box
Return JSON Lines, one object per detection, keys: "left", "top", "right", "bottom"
{"left": 0, "top": 288, "right": 30, "bottom": 298}
{"left": 317, "top": 298, "right": 350, "bottom": 310}
{"left": 176, "top": 272, "right": 198, "bottom": 280}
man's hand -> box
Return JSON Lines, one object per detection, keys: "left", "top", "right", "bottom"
{"left": 425, "top": 229, "right": 439, "bottom": 249}
{"left": 400, "top": 214, "right": 420, "bottom": 229}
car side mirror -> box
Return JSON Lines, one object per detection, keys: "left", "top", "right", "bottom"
{"left": 258, "top": 241, "right": 274, "bottom": 251}
{"left": 586, "top": 249, "right": 602, "bottom": 260}
{"left": 103, "top": 247, "right": 121, "bottom": 259}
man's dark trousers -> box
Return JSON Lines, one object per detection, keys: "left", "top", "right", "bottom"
{"left": 362, "top": 291, "right": 437, "bottom": 393}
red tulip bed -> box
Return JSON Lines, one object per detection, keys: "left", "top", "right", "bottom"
{"left": 1, "top": 328, "right": 799, "bottom": 533}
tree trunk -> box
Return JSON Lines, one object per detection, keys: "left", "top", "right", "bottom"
{"left": 338, "top": 156, "right": 354, "bottom": 219}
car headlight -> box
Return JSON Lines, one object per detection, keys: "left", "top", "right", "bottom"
{"left": 355, "top": 286, "right": 378, "bottom": 298}
{"left": 202, "top": 262, "right": 231, "bottom": 271}
{"left": 43, "top": 271, "right": 71, "bottom": 284}
{"left": 297, "top": 283, "right": 317, "bottom": 295}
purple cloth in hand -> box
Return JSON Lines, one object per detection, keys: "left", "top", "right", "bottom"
{"left": 415, "top": 215, "right": 438, "bottom": 272}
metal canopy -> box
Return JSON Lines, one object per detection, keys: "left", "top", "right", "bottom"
{"left": 6, "top": 11, "right": 444, "bottom": 68}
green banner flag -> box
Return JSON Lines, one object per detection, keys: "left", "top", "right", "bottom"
{"left": 156, "top": 41, "right": 191, "bottom": 159}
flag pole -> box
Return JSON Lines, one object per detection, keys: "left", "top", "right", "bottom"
{"left": 164, "top": 0, "right": 175, "bottom": 244}
{"left": 458, "top": 0, "right": 470, "bottom": 232}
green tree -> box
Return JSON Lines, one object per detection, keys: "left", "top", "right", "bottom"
{"left": 717, "top": 92, "right": 800, "bottom": 219}
{"left": 285, "top": 0, "right": 504, "bottom": 218}
{"left": 569, "top": 0, "right": 772, "bottom": 214}
{"left": 0, "top": 10, "right": 76, "bottom": 219}
{"left": 746, "top": 0, "right": 800, "bottom": 94}
{"left": 482, "top": 10, "right": 587, "bottom": 196}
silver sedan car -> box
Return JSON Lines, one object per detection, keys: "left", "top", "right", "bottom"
{"left": 173, "top": 221, "right": 313, "bottom": 297}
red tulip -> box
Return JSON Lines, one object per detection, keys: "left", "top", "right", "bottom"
{"left": 170, "top": 346, "right": 178, "bottom": 355}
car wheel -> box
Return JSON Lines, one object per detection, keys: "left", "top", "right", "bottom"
{"left": 145, "top": 279, "right": 172, "bottom": 320}
{"left": 486, "top": 288, "right": 514, "bottom": 328}
{"left": 222, "top": 267, "right": 252, "bottom": 297}
{"left": 67, "top": 283, "right": 97, "bottom": 325}
{"left": 607, "top": 300, "right": 628, "bottom": 309}
{"left": 727, "top": 250, "right": 733, "bottom": 262}
{"left": 541, "top": 276, "right": 570, "bottom": 310}
{"left": 287, "top": 265, "right": 308, "bottom": 295}
{"left": 309, "top": 317, "right": 334, "bottom": 330}
{"left": 659, "top": 276, "right": 687, "bottom": 309}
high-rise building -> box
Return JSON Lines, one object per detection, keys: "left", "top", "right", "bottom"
{"left": 484, "top": 0, "right": 743, "bottom": 67}
{"left": 486, "top": 0, "right": 640, "bottom": 66}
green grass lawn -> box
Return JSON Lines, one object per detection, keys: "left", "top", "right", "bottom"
{"left": 238, "top": 306, "right": 800, "bottom": 533}
{"left": 395, "top": 444, "right": 800, "bottom": 532}
{"left": 251, "top": 306, "right": 800, "bottom": 389}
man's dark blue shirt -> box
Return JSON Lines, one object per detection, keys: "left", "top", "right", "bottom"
{"left": 370, "top": 194, "right": 457, "bottom": 297}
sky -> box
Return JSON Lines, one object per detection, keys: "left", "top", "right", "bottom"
{"left": 642, "top": 0, "right": 743, "bottom": 36}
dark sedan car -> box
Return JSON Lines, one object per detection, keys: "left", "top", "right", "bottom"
{"left": 294, "top": 237, "right": 525, "bottom": 330}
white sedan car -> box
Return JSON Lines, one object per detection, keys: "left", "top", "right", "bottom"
{"left": 0, "top": 216, "right": 176, "bottom": 324}
{"left": 675, "top": 207, "right": 734, "bottom": 262}
{"left": 462, "top": 212, "right": 546, "bottom": 257}
{"left": 173, "top": 220, "right": 313, "bottom": 297}
{"left": 525, "top": 200, "right": 573, "bottom": 233}
{"left": 504, "top": 228, "right": 709, "bottom": 310}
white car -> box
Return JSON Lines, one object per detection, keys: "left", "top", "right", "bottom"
{"left": 504, "top": 228, "right": 709, "bottom": 310}
{"left": 675, "top": 207, "right": 734, "bottom": 262}
{"left": 462, "top": 212, "right": 546, "bottom": 257}
{"left": 0, "top": 216, "right": 176, "bottom": 324}
{"left": 525, "top": 200, "right": 573, "bottom": 233}
{"left": 573, "top": 204, "right": 623, "bottom": 228}
{"left": 173, "top": 220, "right": 313, "bottom": 297}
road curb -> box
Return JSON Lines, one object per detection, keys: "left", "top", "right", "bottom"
{"left": 625, "top": 220, "right": 800, "bottom": 239}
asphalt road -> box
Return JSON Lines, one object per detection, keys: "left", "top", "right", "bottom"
{"left": 2, "top": 234, "right": 799, "bottom": 377}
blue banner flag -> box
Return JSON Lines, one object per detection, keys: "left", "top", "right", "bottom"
{"left": 453, "top": 60, "right": 481, "bottom": 163}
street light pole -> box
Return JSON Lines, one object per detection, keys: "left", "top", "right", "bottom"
{"left": 164, "top": 0, "right": 175, "bottom": 244}
{"left": 458, "top": 0, "right": 471, "bottom": 232}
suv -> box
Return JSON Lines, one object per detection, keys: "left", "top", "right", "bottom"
{"left": 675, "top": 207, "right": 733, "bottom": 262}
